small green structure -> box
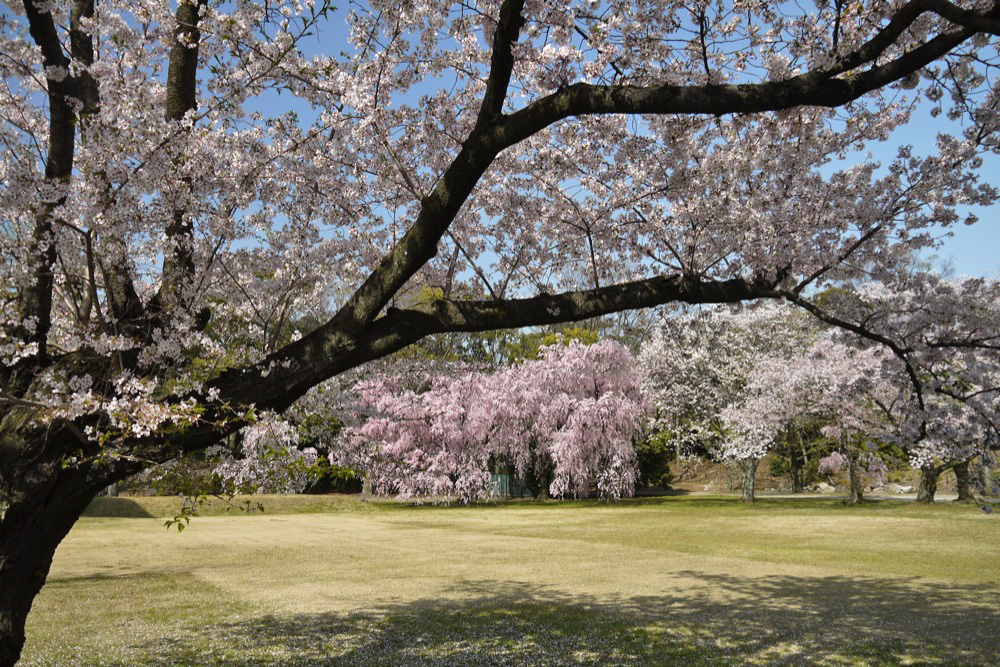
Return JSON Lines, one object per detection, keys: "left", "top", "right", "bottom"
{"left": 491, "top": 473, "right": 532, "bottom": 498}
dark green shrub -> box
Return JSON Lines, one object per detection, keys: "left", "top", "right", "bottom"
{"left": 635, "top": 430, "right": 676, "bottom": 488}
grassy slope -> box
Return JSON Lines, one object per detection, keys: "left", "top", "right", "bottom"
{"left": 21, "top": 495, "right": 1000, "bottom": 666}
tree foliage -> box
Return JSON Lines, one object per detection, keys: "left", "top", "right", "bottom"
{"left": 336, "top": 340, "right": 644, "bottom": 502}
{"left": 4, "top": 0, "right": 1000, "bottom": 663}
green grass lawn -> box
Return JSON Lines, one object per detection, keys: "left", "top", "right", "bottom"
{"left": 20, "top": 494, "right": 1000, "bottom": 666}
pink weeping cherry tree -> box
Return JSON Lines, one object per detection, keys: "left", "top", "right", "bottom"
{"left": 3, "top": 0, "right": 1000, "bottom": 661}
{"left": 336, "top": 340, "right": 644, "bottom": 502}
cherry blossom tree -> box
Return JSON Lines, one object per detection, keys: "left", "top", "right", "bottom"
{"left": 818, "top": 450, "right": 889, "bottom": 500}
{"left": 795, "top": 275, "right": 1000, "bottom": 502}
{"left": 641, "top": 303, "right": 817, "bottom": 501}
{"left": 336, "top": 340, "right": 643, "bottom": 502}
{"left": 4, "top": 0, "right": 1000, "bottom": 662}
{"left": 336, "top": 369, "right": 495, "bottom": 501}
{"left": 766, "top": 337, "right": 896, "bottom": 504}
{"left": 490, "top": 339, "right": 643, "bottom": 499}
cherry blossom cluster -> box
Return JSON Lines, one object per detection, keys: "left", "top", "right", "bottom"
{"left": 3, "top": 1, "right": 999, "bottom": 444}
{"left": 815, "top": 275, "right": 1000, "bottom": 470}
{"left": 639, "top": 302, "right": 817, "bottom": 462}
{"left": 818, "top": 451, "right": 889, "bottom": 489}
{"left": 212, "top": 413, "right": 319, "bottom": 494}
{"left": 334, "top": 340, "right": 644, "bottom": 502}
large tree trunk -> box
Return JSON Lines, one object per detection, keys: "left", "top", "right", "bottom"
{"left": 740, "top": 458, "right": 758, "bottom": 503}
{"left": 916, "top": 466, "right": 942, "bottom": 503}
{"left": 0, "top": 409, "right": 138, "bottom": 667}
{"left": 536, "top": 469, "right": 550, "bottom": 500}
{"left": 789, "top": 447, "right": 803, "bottom": 493}
{"left": 953, "top": 460, "right": 974, "bottom": 503}
{"left": 974, "top": 454, "right": 997, "bottom": 496}
{"left": 0, "top": 465, "right": 113, "bottom": 667}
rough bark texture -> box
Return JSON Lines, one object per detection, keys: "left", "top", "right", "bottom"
{"left": 844, "top": 456, "right": 864, "bottom": 504}
{"left": 953, "top": 459, "right": 974, "bottom": 502}
{"left": 916, "top": 466, "right": 943, "bottom": 503}
{"left": 159, "top": 0, "right": 207, "bottom": 315}
{"left": 0, "top": 420, "right": 134, "bottom": 667}
{"left": 740, "top": 458, "right": 759, "bottom": 503}
{"left": 0, "top": 483, "right": 91, "bottom": 667}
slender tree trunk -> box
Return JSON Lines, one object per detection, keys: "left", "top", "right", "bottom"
{"left": 740, "top": 458, "right": 758, "bottom": 503}
{"left": 846, "top": 456, "right": 864, "bottom": 505}
{"left": 916, "top": 466, "right": 942, "bottom": 503}
{"left": 788, "top": 425, "right": 803, "bottom": 493}
{"left": 361, "top": 475, "right": 372, "bottom": 497}
{"left": 974, "top": 454, "right": 996, "bottom": 496}
{"left": 537, "top": 469, "right": 550, "bottom": 500}
{"left": 953, "top": 460, "right": 974, "bottom": 503}
{"left": 790, "top": 461, "right": 802, "bottom": 493}
{"left": 789, "top": 443, "right": 803, "bottom": 493}
{"left": 725, "top": 461, "right": 736, "bottom": 492}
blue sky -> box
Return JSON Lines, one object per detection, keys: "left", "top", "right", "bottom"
{"left": 4, "top": 3, "right": 996, "bottom": 280}
{"left": 890, "top": 109, "right": 1000, "bottom": 279}
{"left": 287, "top": 10, "right": 999, "bottom": 280}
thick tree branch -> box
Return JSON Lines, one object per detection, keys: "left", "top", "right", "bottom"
{"left": 476, "top": 0, "right": 525, "bottom": 125}
{"left": 502, "top": 0, "right": 1000, "bottom": 142}
{"left": 70, "top": 0, "right": 98, "bottom": 115}
{"left": 779, "top": 290, "right": 926, "bottom": 412}
{"left": 159, "top": 0, "right": 207, "bottom": 315}
{"left": 207, "top": 273, "right": 783, "bottom": 417}
{"left": 393, "top": 273, "right": 782, "bottom": 334}
{"left": 112, "top": 272, "right": 785, "bottom": 461}
{"left": 920, "top": 0, "right": 1000, "bottom": 33}
{"left": 15, "top": 1, "right": 77, "bottom": 369}
{"left": 165, "top": 1, "right": 205, "bottom": 123}
{"left": 503, "top": 29, "right": 972, "bottom": 141}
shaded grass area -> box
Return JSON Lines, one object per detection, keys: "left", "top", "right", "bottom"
{"left": 82, "top": 493, "right": 381, "bottom": 518}
{"left": 112, "top": 577, "right": 998, "bottom": 667}
{"left": 24, "top": 496, "right": 1000, "bottom": 666}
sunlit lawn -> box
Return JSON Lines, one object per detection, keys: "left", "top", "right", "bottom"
{"left": 20, "top": 494, "right": 1000, "bottom": 666}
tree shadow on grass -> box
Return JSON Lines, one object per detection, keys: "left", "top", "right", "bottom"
{"left": 82, "top": 497, "right": 156, "bottom": 518}
{"left": 123, "top": 573, "right": 999, "bottom": 666}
